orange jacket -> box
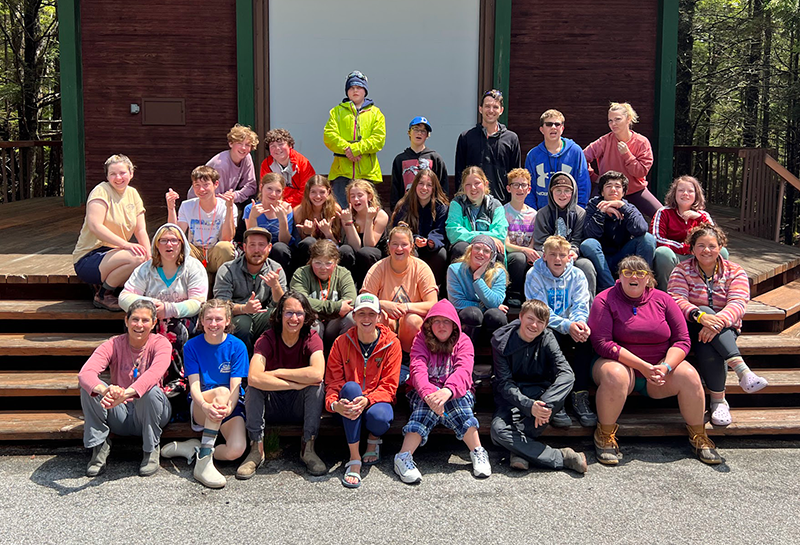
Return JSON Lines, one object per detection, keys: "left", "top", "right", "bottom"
{"left": 324, "top": 323, "right": 402, "bottom": 410}
{"left": 259, "top": 148, "right": 316, "bottom": 208}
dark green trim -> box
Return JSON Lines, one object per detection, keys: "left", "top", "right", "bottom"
{"left": 236, "top": 0, "right": 256, "bottom": 130}
{"left": 493, "top": 0, "right": 512, "bottom": 125}
{"left": 57, "top": 0, "right": 85, "bottom": 206}
{"left": 654, "top": 0, "right": 679, "bottom": 200}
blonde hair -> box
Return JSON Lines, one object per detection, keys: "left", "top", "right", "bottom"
{"left": 196, "top": 299, "right": 234, "bottom": 333}
{"left": 151, "top": 226, "right": 185, "bottom": 269}
{"left": 542, "top": 235, "right": 571, "bottom": 255}
{"left": 457, "top": 166, "right": 491, "bottom": 197}
{"left": 346, "top": 179, "right": 382, "bottom": 210}
{"left": 507, "top": 168, "right": 531, "bottom": 184}
{"left": 540, "top": 109, "right": 565, "bottom": 125}
{"left": 227, "top": 123, "right": 259, "bottom": 147}
{"left": 609, "top": 102, "right": 639, "bottom": 126}
{"left": 457, "top": 243, "right": 508, "bottom": 287}
{"left": 104, "top": 154, "right": 135, "bottom": 176}
{"left": 258, "top": 172, "right": 285, "bottom": 201}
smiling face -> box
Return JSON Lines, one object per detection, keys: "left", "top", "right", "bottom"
{"left": 551, "top": 183, "right": 574, "bottom": 209}
{"left": 308, "top": 184, "right": 330, "bottom": 209}
{"left": 675, "top": 180, "right": 697, "bottom": 212}
{"left": 260, "top": 180, "right": 283, "bottom": 205}
{"left": 692, "top": 234, "right": 721, "bottom": 270}
{"left": 463, "top": 174, "right": 486, "bottom": 205}
{"left": 347, "top": 85, "right": 366, "bottom": 106}
{"left": 201, "top": 307, "right": 229, "bottom": 340}
{"left": 543, "top": 246, "right": 569, "bottom": 277}
{"left": 415, "top": 174, "right": 434, "bottom": 205}
{"left": 156, "top": 230, "right": 182, "bottom": 263}
{"left": 192, "top": 177, "right": 218, "bottom": 202}
{"left": 311, "top": 257, "right": 336, "bottom": 282}
{"left": 106, "top": 162, "right": 133, "bottom": 194}
{"left": 389, "top": 232, "right": 413, "bottom": 263}
{"left": 507, "top": 176, "right": 531, "bottom": 203}
{"left": 281, "top": 297, "right": 306, "bottom": 335}
{"left": 349, "top": 187, "right": 370, "bottom": 213}
{"left": 229, "top": 140, "right": 253, "bottom": 165}
{"left": 518, "top": 310, "right": 546, "bottom": 343}
{"left": 479, "top": 96, "right": 503, "bottom": 126}
{"left": 268, "top": 140, "right": 291, "bottom": 166}
{"left": 602, "top": 179, "right": 626, "bottom": 201}
{"left": 354, "top": 307, "right": 379, "bottom": 336}
{"left": 125, "top": 308, "right": 154, "bottom": 344}
{"left": 429, "top": 316, "right": 454, "bottom": 343}
{"left": 469, "top": 243, "right": 493, "bottom": 271}
{"left": 539, "top": 116, "right": 565, "bottom": 143}
{"left": 244, "top": 234, "right": 271, "bottom": 267}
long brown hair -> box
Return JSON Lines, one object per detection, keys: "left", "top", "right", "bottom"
{"left": 664, "top": 175, "right": 706, "bottom": 211}
{"left": 422, "top": 318, "right": 460, "bottom": 355}
{"left": 392, "top": 169, "right": 449, "bottom": 234}
{"left": 295, "top": 175, "right": 341, "bottom": 240}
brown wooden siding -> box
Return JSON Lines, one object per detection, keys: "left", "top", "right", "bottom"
{"left": 80, "top": 0, "right": 239, "bottom": 212}
{"left": 508, "top": 1, "right": 657, "bottom": 170}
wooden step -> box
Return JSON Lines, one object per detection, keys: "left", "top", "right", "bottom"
{"left": 754, "top": 278, "right": 800, "bottom": 318}
{"left": 742, "top": 300, "right": 785, "bottom": 322}
{"left": 738, "top": 332, "right": 800, "bottom": 355}
{"left": 724, "top": 368, "right": 800, "bottom": 394}
{"left": 0, "top": 371, "right": 79, "bottom": 396}
{"left": 0, "top": 333, "right": 108, "bottom": 356}
{"left": 2, "top": 407, "right": 798, "bottom": 441}
{"left": 0, "top": 300, "right": 123, "bottom": 321}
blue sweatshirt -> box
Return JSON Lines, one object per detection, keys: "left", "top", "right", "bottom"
{"left": 524, "top": 257, "right": 590, "bottom": 334}
{"left": 447, "top": 261, "right": 507, "bottom": 311}
{"left": 524, "top": 138, "right": 591, "bottom": 210}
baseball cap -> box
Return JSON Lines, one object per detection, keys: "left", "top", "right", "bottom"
{"left": 353, "top": 293, "right": 380, "bottom": 313}
{"left": 408, "top": 116, "right": 432, "bottom": 133}
{"left": 243, "top": 226, "right": 272, "bottom": 244}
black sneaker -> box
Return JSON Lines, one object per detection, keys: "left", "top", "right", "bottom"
{"left": 550, "top": 407, "right": 572, "bottom": 428}
{"left": 571, "top": 391, "right": 598, "bottom": 427}
{"left": 505, "top": 297, "right": 522, "bottom": 309}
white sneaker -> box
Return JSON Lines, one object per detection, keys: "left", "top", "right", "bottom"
{"left": 393, "top": 452, "right": 422, "bottom": 484}
{"left": 470, "top": 447, "right": 492, "bottom": 478}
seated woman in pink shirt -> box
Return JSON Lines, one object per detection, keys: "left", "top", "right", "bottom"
{"left": 588, "top": 255, "right": 720, "bottom": 466}
{"left": 584, "top": 102, "right": 662, "bottom": 218}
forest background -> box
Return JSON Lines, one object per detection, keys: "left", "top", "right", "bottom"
{"left": 1, "top": 0, "right": 799, "bottom": 241}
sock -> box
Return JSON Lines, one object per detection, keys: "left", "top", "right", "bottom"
{"left": 97, "top": 281, "right": 114, "bottom": 298}
{"left": 199, "top": 428, "right": 218, "bottom": 458}
{"left": 725, "top": 356, "right": 750, "bottom": 379}
{"left": 709, "top": 394, "right": 726, "bottom": 409}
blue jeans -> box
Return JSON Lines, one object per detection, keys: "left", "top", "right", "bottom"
{"left": 339, "top": 381, "right": 393, "bottom": 444}
{"left": 580, "top": 233, "right": 656, "bottom": 291}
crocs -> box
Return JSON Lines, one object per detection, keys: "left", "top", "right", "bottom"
{"left": 739, "top": 372, "right": 768, "bottom": 393}
{"left": 710, "top": 399, "right": 732, "bottom": 426}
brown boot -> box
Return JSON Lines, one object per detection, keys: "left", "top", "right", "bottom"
{"left": 687, "top": 424, "right": 722, "bottom": 465}
{"left": 593, "top": 423, "right": 621, "bottom": 465}
{"left": 301, "top": 436, "right": 326, "bottom": 476}
{"left": 236, "top": 441, "right": 264, "bottom": 480}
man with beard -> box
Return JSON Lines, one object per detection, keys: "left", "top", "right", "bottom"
{"left": 214, "top": 227, "right": 286, "bottom": 354}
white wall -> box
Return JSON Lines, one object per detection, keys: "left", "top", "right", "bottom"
{"left": 268, "top": 0, "right": 480, "bottom": 176}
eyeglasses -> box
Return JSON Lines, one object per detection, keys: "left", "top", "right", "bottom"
{"left": 543, "top": 121, "right": 563, "bottom": 127}
{"left": 509, "top": 182, "right": 530, "bottom": 189}
{"left": 620, "top": 269, "right": 649, "bottom": 279}
{"left": 430, "top": 318, "right": 452, "bottom": 327}
{"left": 312, "top": 260, "right": 335, "bottom": 268}
{"left": 158, "top": 238, "right": 181, "bottom": 246}
{"left": 283, "top": 311, "right": 306, "bottom": 319}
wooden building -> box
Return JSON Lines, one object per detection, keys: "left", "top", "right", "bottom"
{"left": 58, "top": 0, "right": 677, "bottom": 210}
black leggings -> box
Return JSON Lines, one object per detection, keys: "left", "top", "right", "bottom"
{"left": 553, "top": 331, "right": 593, "bottom": 392}
{"left": 458, "top": 306, "right": 507, "bottom": 344}
{"left": 687, "top": 306, "right": 740, "bottom": 392}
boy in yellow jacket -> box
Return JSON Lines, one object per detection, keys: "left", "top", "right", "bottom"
{"left": 324, "top": 70, "right": 387, "bottom": 207}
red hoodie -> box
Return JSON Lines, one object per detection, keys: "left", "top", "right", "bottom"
{"left": 259, "top": 148, "right": 316, "bottom": 207}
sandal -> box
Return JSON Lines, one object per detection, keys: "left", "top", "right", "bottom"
{"left": 363, "top": 438, "right": 382, "bottom": 466}
{"left": 341, "top": 460, "right": 362, "bottom": 489}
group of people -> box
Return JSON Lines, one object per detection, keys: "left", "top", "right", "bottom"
{"left": 73, "top": 71, "right": 769, "bottom": 488}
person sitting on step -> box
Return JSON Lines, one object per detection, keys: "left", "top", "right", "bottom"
{"left": 161, "top": 299, "right": 249, "bottom": 489}
{"left": 503, "top": 167, "right": 539, "bottom": 307}
{"left": 78, "top": 299, "right": 171, "bottom": 477}
{"left": 242, "top": 172, "right": 296, "bottom": 274}
{"left": 524, "top": 235, "right": 596, "bottom": 429}
{"left": 393, "top": 299, "right": 491, "bottom": 485}
{"left": 490, "top": 299, "right": 588, "bottom": 474}
{"left": 667, "top": 223, "right": 768, "bottom": 426}
{"left": 236, "top": 291, "right": 327, "bottom": 480}
{"left": 589, "top": 255, "right": 721, "bottom": 466}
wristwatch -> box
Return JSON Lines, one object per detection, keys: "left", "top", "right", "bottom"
{"left": 690, "top": 309, "right": 702, "bottom": 323}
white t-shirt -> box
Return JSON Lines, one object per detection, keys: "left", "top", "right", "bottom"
{"left": 177, "top": 197, "right": 238, "bottom": 248}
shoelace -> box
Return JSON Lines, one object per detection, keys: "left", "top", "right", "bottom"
{"left": 598, "top": 429, "right": 619, "bottom": 449}
{"left": 690, "top": 432, "right": 716, "bottom": 450}
{"left": 473, "top": 448, "right": 488, "bottom": 464}
{"left": 399, "top": 454, "right": 416, "bottom": 470}
{"left": 574, "top": 395, "right": 591, "bottom": 413}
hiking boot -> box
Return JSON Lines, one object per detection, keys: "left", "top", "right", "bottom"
{"left": 687, "top": 425, "right": 722, "bottom": 465}
{"left": 194, "top": 447, "right": 226, "bottom": 488}
{"left": 550, "top": 407, "right": 572, "bottom": 428}
{"left": 300, "top": 437, "right": 326, "bottom": 476}
{"left": 393, "top": 451, "right": 422, "bottom": 484}
{"left": 139, "top": 445, "right": 160, "bottom": 477}
{"left": 560, "top": 448, "right": 588, "bottom": 474}
{"left": 470, "top": 446, "right": 492, "bottom": 478}
{"left": 161, "top": 439, "right": 201, "bottom": 463}
{"left": 236, "top": 441, "right": 264, "bottom": 480}
{"left": 509, "top": 454, "right": 529, "bottom": 471}
{"left": 571, "top": 391, "right": 598, "bottom": 427}
{"left": 594, "top": 423, "right": 621, "bottom": 465}
{"left": 86, "top": 439, "right": 112, "bottom": 477}
{"left": 93, "top": 292, "right": 122, "bottom": 312}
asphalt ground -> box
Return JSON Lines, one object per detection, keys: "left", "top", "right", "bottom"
{"left": 0, "top": 435, "right": 798, "bottom": 544}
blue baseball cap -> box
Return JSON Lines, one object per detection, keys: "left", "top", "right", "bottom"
{"left": 408, "top": 116, "right": 432, "bottom": 133}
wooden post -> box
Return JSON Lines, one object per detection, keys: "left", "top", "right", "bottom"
{"left": 493, "top": 0, "right": 512, "bottom": 126}
{"left": 9, "top": 148, "right": 16, "bottom": 202}
{"left": 654, "top": 0, "right": 679, "bottom": 201}
{"left": 1, "top": 149, "right": 7, "bottom": 203}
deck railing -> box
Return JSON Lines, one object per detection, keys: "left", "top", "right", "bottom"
{"left": 0, "top": 140, "right": 63, "bottom": 204}
{"left": 673, "top": 146, "right": 800, "bottom": 242}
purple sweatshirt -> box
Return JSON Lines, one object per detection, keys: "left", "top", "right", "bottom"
{"left": 187, "top": 150, "right": 257, "bottom": 204}
{"left": 408, "top": 299, "right": 475, "bottom": 399}
{"left": 588, "top": 282, "right": 690, "bottom": 367}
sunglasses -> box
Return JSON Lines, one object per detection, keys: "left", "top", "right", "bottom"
{"left": 621, "top": 269, "right": 649, "bottom": 279}
{"left": 484, "top": 89, "right": 503, "bottom": 98}
{"left": 543, "top": 121, "right": 563, "bottom": 127}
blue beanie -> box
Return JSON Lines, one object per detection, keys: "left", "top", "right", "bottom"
{"left": 345, "top": 70, "right": 369, "bottom": 97}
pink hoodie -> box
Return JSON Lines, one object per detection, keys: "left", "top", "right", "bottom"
{"left": 408, "top": 299, "right": 475, "bottom": 399}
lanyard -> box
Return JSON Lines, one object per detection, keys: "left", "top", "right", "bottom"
{"left": 317, "top": 275, "right": 331, "bottom": 301}
{"left": 197, "top": 201, "right": 218, "bottom": 266}
{"left": 699, "top": 261, "right": 718, "bottom": 308}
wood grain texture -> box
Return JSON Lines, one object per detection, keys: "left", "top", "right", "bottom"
{"left": 0, "top": 333, "right": 109, "bottom": 356}
{"left": 507, "top": 1, "right": 658, "bottom": 160}
{"left": 80, "top": 0, "right": 239, "bottom": 213}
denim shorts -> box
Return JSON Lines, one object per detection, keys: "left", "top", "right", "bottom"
{"left": 74, "top": 246, "right": 113, "bottom": 285}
